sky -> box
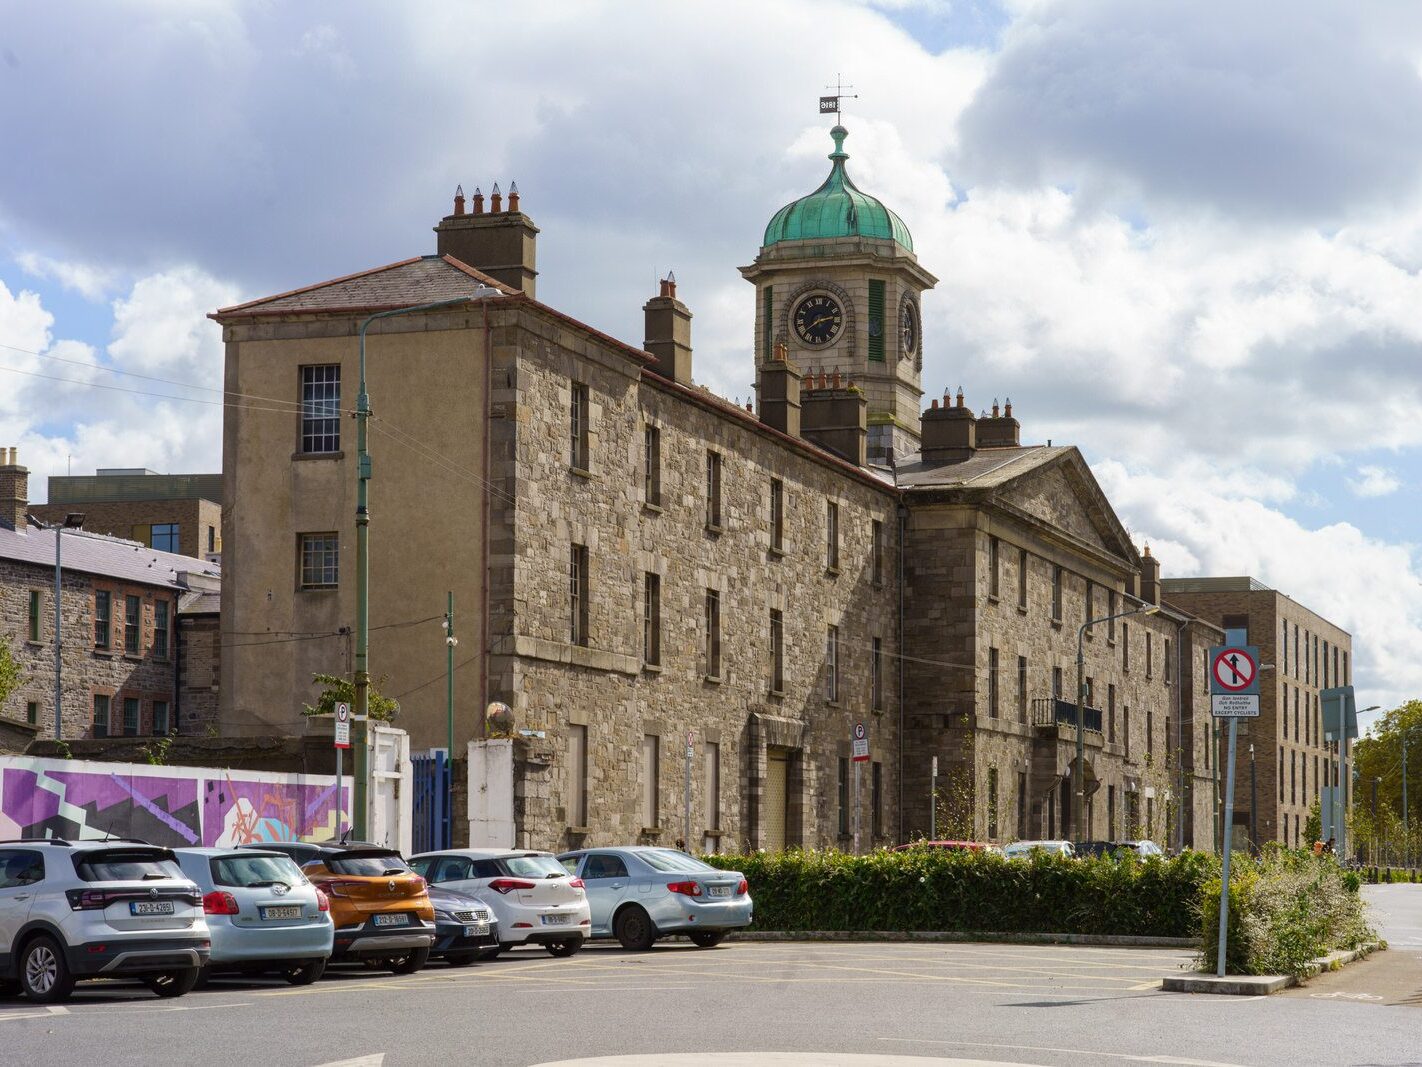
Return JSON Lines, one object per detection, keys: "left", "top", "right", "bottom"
{"left": 2, "top": 0, "right": 1421, "bottom": 729}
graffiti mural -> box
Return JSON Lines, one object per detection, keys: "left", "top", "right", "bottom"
{"left": 0, "top": 758, "right": 349, "bottom": 849}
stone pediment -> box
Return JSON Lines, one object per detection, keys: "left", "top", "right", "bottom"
{"left": 997, "top": 454, "right": 1136, "bottom": 563}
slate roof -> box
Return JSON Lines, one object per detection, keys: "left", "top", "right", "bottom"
{"left": 213, "top": 255, "right": 516, "bottom": 318}
{"left": 0, "top": 525, "right": 220, "bottom": 592}
{"left": 895, "top": 445, "right": 1069, "bottom": 490}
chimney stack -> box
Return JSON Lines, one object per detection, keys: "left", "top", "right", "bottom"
{"left": 975, "top": 395, "right": 1021, "bottom": 448}
{"left": 643, "top": 272, "right": 693, "bottom": 383}
{"left": 453, "top": 185, "right": 466, "bottom": 216}
{"left": 801, "top": 375, "right": 868, "bottom": 466}
{"left": 919, "top": 386, "right": 977, "bottom": 463}
{"left": 1139, "top": 544, "right": 1161, "bottom": 606}
{"left": 0, "top": 447, "right": 29, "bottom": 531}
{"left": 435, "top": 180, "right": 538, "bottom": 297}
{"left": 758, "top": 340, "right": 803, "bottom": 437}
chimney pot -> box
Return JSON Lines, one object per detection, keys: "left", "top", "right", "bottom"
{"left": 1004, "top": 398, "right": 1012, "bottom": 418}
{"left": 508, "top": 180, "right": 520, "bottom": 213}
{"left": 832, "top": 371, "right": 841, "bottom": 389}
{"left": 453, "top": 184, "right": 466, "bottom": 216}
{"left": 931, "top": 398, "right": 939, "bottom": 409}
{"left": 956, "top": 387, "right": 965, "bottom": 409}
{"left": 992, "top": 399, "right": 1000, "bottom": 418}
{"left": 490, "top": 181, "right": 503, "bottom": 213}
{"left": 472, "top": 187, "right": 485, "bottom": 214}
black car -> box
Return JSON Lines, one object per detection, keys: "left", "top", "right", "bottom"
{"left": 428, "top": 885, "right": 499, "bottom": 965}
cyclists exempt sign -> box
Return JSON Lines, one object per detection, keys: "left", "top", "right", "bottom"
{"left": 1209, "top": 645, "right": 1260, "bottom": 717}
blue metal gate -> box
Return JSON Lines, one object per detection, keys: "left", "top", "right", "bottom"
{"left": 411, "top": 751, "right": 452, "bottom": 853}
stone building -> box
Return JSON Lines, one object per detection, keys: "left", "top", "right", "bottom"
{"left": 0, "top": 449, "right": 222, "bottom": 738}
{"left": 1161, "top": 576, "right": 1353, "bottom": 849}
{"left": 32, "top": 468, "right": 222, "bottom": 562}
{"left": 215, "top": 126, "right": 1231, "bottom": 852}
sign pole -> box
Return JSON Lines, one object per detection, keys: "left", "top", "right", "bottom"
{"left": 333, "top": 700, "right": 351, "bottom": 837}
{"left": 854, "top": 759, "right": 862, "bottom": 855}
{"left": 930, "top": 755, "right": 938, "bottom": 840}
{"left": 684, "top": 731, "right": 693, "bottom": 850}
{"left": 1216, "top": 717, "right": 1240, "bottom": 976}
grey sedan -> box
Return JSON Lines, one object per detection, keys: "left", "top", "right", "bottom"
{"left": 557, "top": 847, "right": 751, "bottom": 950}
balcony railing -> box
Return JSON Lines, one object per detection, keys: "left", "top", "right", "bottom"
{"left": 1031, "top": 696, "right": 1102, "bottom": 734}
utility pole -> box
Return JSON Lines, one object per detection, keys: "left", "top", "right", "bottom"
{"left": 353, "top": 295, "right": 477, "bottom": 839}
{"left": 1371, "top": 776, "right": 1380, "bottom": 866}
{"left": 1249, "top": 743, "right": 1256, "bottom": 851}
{"left": 445, "top": 591, "right": 456, "bottom": 850}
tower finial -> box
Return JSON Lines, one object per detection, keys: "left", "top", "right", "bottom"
{"left": 829, "top": 125, "right": 848, "bottom": 161}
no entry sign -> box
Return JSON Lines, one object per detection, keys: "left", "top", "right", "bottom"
{"left": 1209, "top": 645, "right": 1260, "bottom": 718}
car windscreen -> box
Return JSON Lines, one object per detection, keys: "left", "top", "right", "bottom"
{"left": 329, "top": 851, "right": 411, "bottom": 876}
{"left": 74, "top": 849, "right": 183, "bottom": 882}
{"left": 637, "top": 849, "right": 715, "bottom": 873}
{"left": 212, "top": 853, "right": 307, "bottom": 888}
{"left": 501, "top": 854, "right": 569, "bottom": 878}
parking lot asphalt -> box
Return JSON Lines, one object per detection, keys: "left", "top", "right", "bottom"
{"left": 3, "top": 930, "right": 1420, "bottom": 1067}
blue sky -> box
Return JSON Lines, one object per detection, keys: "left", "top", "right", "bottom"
{"left": 2, "top": 0, "right": 1422, "bottom": 727}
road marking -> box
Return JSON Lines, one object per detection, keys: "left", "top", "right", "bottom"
{"left": 314, "top": 1057, "right": 385, "bottom": 1067}
{"left": 881, "top": 1038, "right": 1251, "bottom": 1067}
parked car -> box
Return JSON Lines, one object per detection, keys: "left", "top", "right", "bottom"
{"left": 0, "top": 838, "right": 209, "bottom": 1003}
{"left": 409, "top": 849, "right": 589, "bottom": 957}
{"left": 892, "top": 840, "right": 1001, "bottom": 854}
{"left": 427, "top": 884, "right": 498, "bottom": 965}
{"left": 1002, "top": 839, "right": 1075, "bottom": 859}
{"left": 173, "top": 847, "right": 332, "bottom": 985}
{"left": 1074, "top": 840, "right": 1164, "bottom": 860}
{"left": 557, "top": 847, "right": 751, "bottom": 951}
{"left": 1123, "top": 840, "right": 1164, "bottom": 858}
{"left": 264, "top": 843, "right": 435, "bottom": 973}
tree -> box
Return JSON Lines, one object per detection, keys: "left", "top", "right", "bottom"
{"left": 1303, "top": 796, "right": 1321, "bottom": 846}
{"left": 302, "top": 673, "right": 399, "bottom": 721}
{"left": 0, "top": 635, "right": 22, "bottom": 710}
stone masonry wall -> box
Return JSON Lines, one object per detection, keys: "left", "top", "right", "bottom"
{"left": 487, "top": 308, "right": 901, "bottom": 853}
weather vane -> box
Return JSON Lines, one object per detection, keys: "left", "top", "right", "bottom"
{"left": 819, "top": 74, "right": 858, "bottom": 119}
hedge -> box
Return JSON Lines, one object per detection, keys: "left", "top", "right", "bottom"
{"left": 703, "top": 848, "right": 1215, "bottom": 938}
{"left": 1199, "top": 849, "right": 1375, "bottom": 978}
{"left": 1361, "top": 866, "right": 1422, "bottom": 884}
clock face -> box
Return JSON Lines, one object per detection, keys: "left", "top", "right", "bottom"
{"left": 900, "top": 298, "right": 919, "bottom": 358}
{"left": 793, "top": 294, "right": 843, "bottom": 346}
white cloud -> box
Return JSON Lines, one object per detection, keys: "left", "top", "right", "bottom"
{"left": 1353, "top": 465, "right": 1402, "bottom": 498}
{"left": 14, "top": 251, "right": 118, "bottom": 301}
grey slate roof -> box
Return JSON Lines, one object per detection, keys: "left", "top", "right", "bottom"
{"left": 213, "top": 255, "right": 515, "bottom": 317}
{"left": 895, "top": 444, "right": 1069, "bottom": 489}
{"left": 0, "top": 525, "right": 219, "bottom": 592}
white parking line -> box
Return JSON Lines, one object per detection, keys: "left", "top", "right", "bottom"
{"left": 881, "top": 1038, "right": 1252, "bottom": 1067}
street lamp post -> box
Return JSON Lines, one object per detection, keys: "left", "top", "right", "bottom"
{"left": 29, "top": 511, "right": 86, "bottom": 739}
{"left": 1076, "top": 601, "right": 1159, "bottom": 840}
{"left": 1249, "top": 743, "right": 1256, "bottom": 850}
{"left": 352, "top": 295, "right": 481, "bottom": 839}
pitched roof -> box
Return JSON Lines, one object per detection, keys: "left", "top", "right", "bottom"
{"left": 212, "top": 255, "right": 516, "bottom": 318}
{"left": 895, "top": 445, "right": 1069, "bottom": 489}
{"left": 0, "top": 525, "right": 220, "bottom": 592}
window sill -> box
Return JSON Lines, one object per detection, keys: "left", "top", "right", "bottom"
{"left": 704, "top": 674, "right": 723, "bottom": 685}
{"left": 872, "top": 706, "right": 885, "bottom": 716}
{"left": 702, "top": 829, "right": 725, "bottom": 839}
{"left": 1016, "top": 605, "right": 1028, "bottom": 616}
{"left": 767, "top": 687, "right": 785, "bottom": 699}
{"left": 1050, "top": 619, "right": 1063, "bottom": 631}
{"left": 299, "top": 586, "right": 339, "bottom": 594}
{"left": 291, "top": 450, "right": 344, "bottom": 462}
{"left": 826, "top": 566, "right": 840, "bottom": 578}
{"left": 642, "top": 662, "right": 663, "bottom": 674}
{"left": 705, "top": 523, "right": 724, "bottom": 537}
{"left": 640, "top": 826, "right": 664, "bottom": 836}
{"left": 987, "top": 593, "right": 1000, "bottom": 604}
{"left": 24, "top": 640, "right": 43, "bottom": 648}
{"left": 566, "top": 825, "right": 591, "bottom": 835}
{"left": 768, "top": 545, "right": 785, "bottom": 558}
{"left": 569, "top": 465, "right": 592, "bottom": 480}
{"left": 92, "top": 648, "right": 113, "bottom": 658}
{"left": 826, "top": 700, "right": 842, "bottom": 709}
{"left": 642, "top": 501, "right": 663, "bottom": 515}
{"left": 1107, "top": 638, "right": 1116, "bottom": 647}
{"left": 123, "top": 653, "right": 143, "bottom": 662}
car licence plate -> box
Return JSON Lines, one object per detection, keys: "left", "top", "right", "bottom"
{"left": 707, "top": 885, "right": 731, "bottom": 897}
{"left": 463, "top": 923, "right": 490, "bottom": 937}
{"left": 540, "top": 913, "right": 571, "bottom": 926}
{"left": 130, "top": 900, "right": 175, "bottom": 916}
{"left": 373, "top": 913, "right": 410, "bottom": 927}
{"left": 261, "top": 905, "right": 302, "bottom": 920}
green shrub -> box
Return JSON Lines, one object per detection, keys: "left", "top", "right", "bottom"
{"left": 1198, "top": 849, "right": 1374, "bottom": 978}
{"left": 703, "top": 848, "right": 1216, "bottom": 938}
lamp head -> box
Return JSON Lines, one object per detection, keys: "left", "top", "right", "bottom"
{"left": 1141, "top": 603, "right": 1160, "bottom": 616}
{"left": 63, "top": 513, "right": 85, "bottom": 528}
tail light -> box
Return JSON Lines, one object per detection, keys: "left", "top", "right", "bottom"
{"left": 667, "top": 880, "right": 703, "bottom": 897}
{"left": 488, "top": 878, "right": 536, "bottom": 894}
{"left": 65, "top": 888, "right": 201, "bottom": 910}
{"left": 568, "top": 878, "right": 585, "bottom": 889}
{"left": 315, "top": 889, "right": 330, "bottom": 912}
{"left": 737, "top": 879, "right": 749, "bottom": 895}
{"left": 203, "top": 891, "right": 240, "bottom": 915}
{"left": 410, "top": 876, "right": 427, "bottom": 892}
{"left": 319, "top": 880, "right": 364, "bottom": 898}
{"left": 66, "top": 889, "right": 115, "bottom": 910}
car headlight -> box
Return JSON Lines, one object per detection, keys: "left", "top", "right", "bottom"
{"left": 433, "top": 909, "right": 453, "bottom": 921}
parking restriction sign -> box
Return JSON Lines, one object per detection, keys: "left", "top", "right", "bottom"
{"left": 334, "top": 701, "right": 351, "bottom": 748}
{"left": 1209, "top": 646, "right": 1260, "bottom": 718}
{"left": 852, "top": 721, "right": 869, "bottom": 762}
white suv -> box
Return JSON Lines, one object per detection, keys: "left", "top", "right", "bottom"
{"left": 0, "top": 839, "right": 210, "bottom": 1002}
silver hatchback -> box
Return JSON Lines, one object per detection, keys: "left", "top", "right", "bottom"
{"left": 173, "top": 848, "right": 333, "bottom": 985}
{"left": 558, "top": 847, "right": 751, "bottom": 950}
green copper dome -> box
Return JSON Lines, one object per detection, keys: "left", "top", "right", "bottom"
{"left": 762, "top": 126, "right": 913, "bottom": 251}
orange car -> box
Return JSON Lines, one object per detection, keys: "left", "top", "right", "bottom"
{"left": 275, "top": 843, "right": 436, "bottom": 973}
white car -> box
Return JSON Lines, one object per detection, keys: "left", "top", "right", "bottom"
{"left": 1002, "top": 839, "right": 1075, "bottom": 860}
{"left": 409, "top": 849, "right": 590, "bottom": 957}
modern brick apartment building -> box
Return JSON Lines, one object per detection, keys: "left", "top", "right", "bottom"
{"left": 31, "top": 468, "right": 222, "bottom": 562}
{"left": 1162, "top": 577, "right": 1353, "bottom": 849}
{"left": 215, "top": 127, "right": 1225, "bottom": 852}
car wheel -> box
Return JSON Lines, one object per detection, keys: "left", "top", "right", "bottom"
{"left": 544, "top": 938, "right": 581, "bottom": 958}
{"left": 688, "top": 931, "right": 725, "bottom": 948}
{"left": 145, "top": 968, "right": 200, "bottom": 998}
{"left": 443, "top": 951, "right": 478, "bottom": 968}
{"left": 283, "top": 958, "right": 327, "bottom": 985}
{"left": 614, "top": 906, "right": 657, "bottom": 951}
{"left": 388, "top": 946, "right": 430, "bottom": 975}
{"left": 19, "top": 936, "right": 75, "bottom": 1003}
{"left": 476, "top": 946, "right": 503, "bottom": 961}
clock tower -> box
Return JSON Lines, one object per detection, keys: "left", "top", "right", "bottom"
{"left": 742, "top": 124, "right": 937, "bottom": 463}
